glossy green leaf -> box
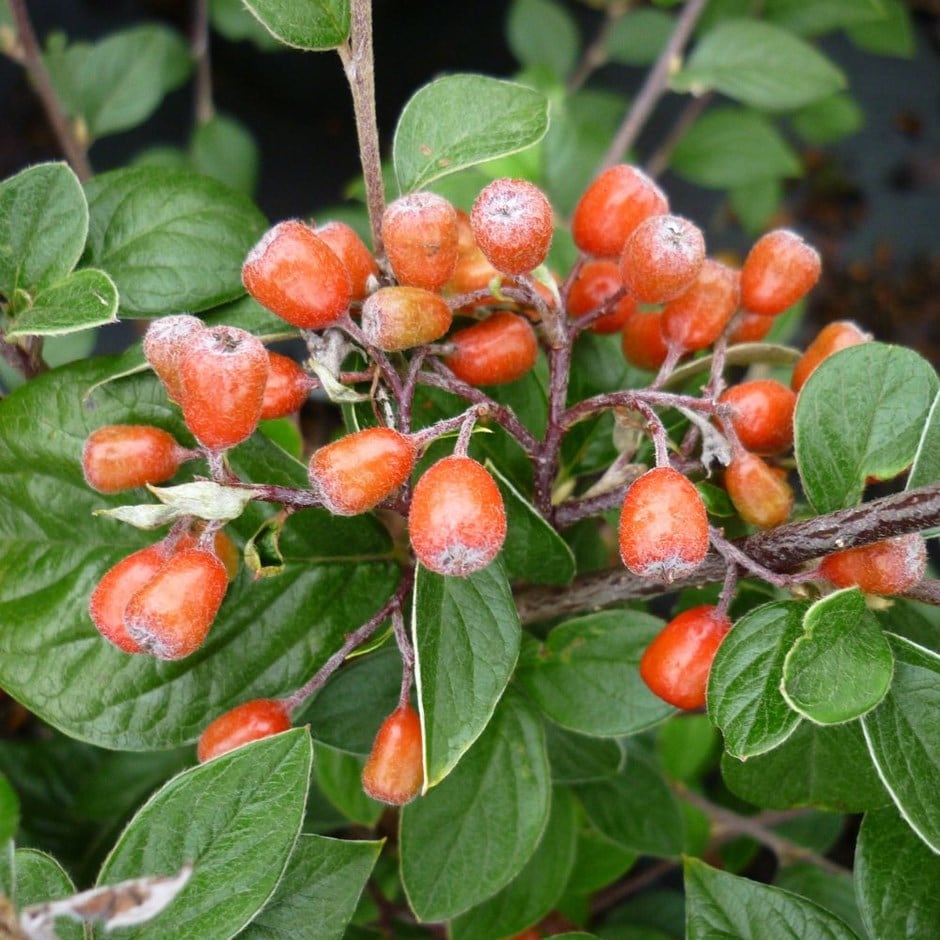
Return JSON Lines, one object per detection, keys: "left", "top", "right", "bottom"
{"left": 564, "top": 825, "right": 637, "bottom": 896}
{"left": 795, "top": 343, "right": 939, "bottom": 513}
{"left": 708, "top": 601, "right": 806, "bottom": 759}
{"left": 210, "top": 0, "right": 283, "bottom": 50}
{"left": 908, "top": 390, "right": 940, "bottom": 489}
{"left": 413, "top": 560, "right": 520, "bottom": 787}
{"left": 544, "top": 722, "right": 625, "bottom": 784}
{"left": 670, "top": 107, "right": 801, "bottom": 188}
{"left": 0, "top": 358, "right": 397, "bottom": 750}
{"left": 861, "top": 634, "right": 940, "bottom": 852}
{"left": 450, "top": 786, "right": 577, "bottom": 940}
{"left": 789, "top": 93, "right": 864, "bottom": 144}
{"left": 313, "top": 745, "right": 383, "bottom": 827}
{"left": 0, "top": 162, "right": 87, "bottom": 298}
{"left": 15, "top": 849, "right": 82, "bottom": 940}
{"left": 847, "top": 0, "right": 914, "bottom": 57}
{"left": 775, "top": 864, "right": 864, "bottom": 939}
{"left": 83, "top": 166, "right": 267, "bottom": 315}
{"left": 657, "top": 715, "right": 720, "bottom": 783}
{"left": 238, "top": 834, "right": 382, "bottom": 940}
{"left": 685, "top": 857, "right": 862, "bottom": 940}
{"left": 722, "top": 720, "right": 889, "bottom": 813}
{"left": 856, "top": 805, "right": 940, "bottom": 940}
{"left": 190, "top": 113, "right": 260, "bottom": 195}
{"left": 507, "top": 0, "right": 579, "bottom": 78}
{"left": 95, "top": 729, "right": 311, "bottom": 939}
{"left": 729, "top": 178, "right": 783, "bottom": 234}
{"left": 765, "top": 0, "right": 886, "bottom": 36}
{"left": 393, "top": 75, "right": 549, "bottom": 193}
{"left": 605, "top": 9, "right": 673, "bottom": 65}
{"left": 782, "top": 589, "right": 893, "bottom": 724}
{"left": 400, "top": 690, "right": 550, "bottom": 922}
{"left": 517, "top": 610, "right": 673, "bottom": 737}
{"left": 242, "top": 0, "right": 349, "bottom": 49}
{"left": 6, "top": 268, "right": 118, "bottom": 337}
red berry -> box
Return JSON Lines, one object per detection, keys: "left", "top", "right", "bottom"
{"left": 740, "top": 229, "right": 821, "bottom": 316}
{"left": 314, "top": 220, "right": 378, "bottom": 300}
{"left": 620, "top": 214, "right": 706, "bottom": 304}
{"left": 197, "top": 699, "right": 292, "bottom": 763}
{"left": 142, "top": 314, "right": 205, "bottom": 402}
{"left": 260, "top": 351, "right": 314, "bottom": 420}
{"left": 308, "top": 426, "right": 416, "bottom": 515}
{"left": 382, "top": 192, "right": 459, "bottom": 292}
{"left": 729, "top": 310, "right": 774, "bottom": 345}
{"left": 82, "top": 425, "right": 190, "bottom": 493}
{"left": 819, "top": 534, "right": 927, "bottom": 596}
{"left": 173, "top": 523, "right": 241, "bottom": 582}
{"left": 791, "top": 320, "right": 871, "bottom": 393}
{"left": 409, "top": 455, "right": 506, "bottom": 577}
{"left": 444, "top": 213, "right": 503, "bottom": 299}
{"left": 618, "top": 467, "right": 709, "bottom": 581}
{"left": 661, "top": 259, "right": 740, "bottom": 352}
{"left": 242, "top": 220, "right": 352, "bottom": 329}
{"left": 621, "top": 309, "right": 670, "bottom": 372}
{"left": 571, "top": 165, "right": 669, "bottom": 259}
{"left": 360, "top": 286, "right": 453, "bottom": 351}
{"left": 566, "top": 259, "right": 637, "bottom": 334}
{"left": 361, "top": 704, "right": 424, "bottom": 806}
{"left": 178, "top": 325, "right": 269, "bottom": 451}
{"left": 719, "top": 380, "right": 796, "bottom": 455}
{"left": 640, "top": 605, "right": 732, "bottom": 710}
{"left": 724, "top": 451, "right": 793, "bottom": 529}
{"left": 443, "top": 312, "right": 538, "bottom": 386}
{"left": 124, "top": 547, "right": 228, "bottom": 659}
{"left": 470, "top": 178, "right": 553, "bottom": 276}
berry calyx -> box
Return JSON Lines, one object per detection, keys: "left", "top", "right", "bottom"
{"left": 242, "top": 220, "right": 352, "bottom": 329}
{"left": 382, "top": 192, "right": 459, "bottom": 292}
{"left": 618, "top": 467, "right": 709, "bottom": 581}
{"left": 142, "top": 314, "right": 205, "bottom": 402}
{"left": 360, "top": 286, "right": 453, "bottom": 351}
{"left": 361, "top": 704, "right": 424, "bottom": 806}
{"left": 620, "top": 214, "right": 706, "bottom": 304}
{"left": 314, "top": 220, "right": 378, "bottom": 300}
{"left": 123, "top": 547, "right": 228, "bottom": 660}
{"left": 470, "top": 178, "right": 553, "bottom": 276}
{"left": 719, "top": 379, "right": 796, "bottom": 455}
{"left": 82, "top": 425, "right": 191, "bottom": 494}
{"left": 621, "top": 309, "right": 670, "bottom": 372}
{"left": 740, "top": 229, "right": 821, "bottom": 316}
{"left": 408, "top": 455, "right": 506, "bottom": 577}
{"left": 819, "top": 534, "right": 927, "bottom": 596}
{"left": 260, "top": 351, "right": 315, "bottom": 420}
{"left": 308, "top": 426, "right": 416, "bottom": 515}
{"left": 197, "top": 699, "right": 292, "bottom": 763}
{"left": 791, "top": 320, "right": 871, "bottom": 392}
{"left": 661, "top": 259, "right": 740, "bottom": 352}
{"left": 566, "top": 259, "right": 637, "bottom": 334}
{"left": 724, "top": 451, "right": 793, "bottom": 529}
{"left": 443, "top": 312, "right": 538, "bottom": 386}
{"left": 640, "top": 605, "right": 732, "bottom": 710}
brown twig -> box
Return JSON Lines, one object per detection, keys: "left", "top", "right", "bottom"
{"left": 191, "top": 0, "right": 214, "bottom": 124}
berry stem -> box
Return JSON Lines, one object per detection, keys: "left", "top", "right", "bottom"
{"left": 561, "top": 389, "right": 713, "bottom": 431}
{"left": 634, "top": 400, "right": 671, "bottom": 468}
{"left": 392, "top": 605, "right": 414, "bottom": 709}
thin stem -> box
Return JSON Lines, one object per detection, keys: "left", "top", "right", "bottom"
{"left": 191, "top": 0, "right": 214, "bottom": 124}
{"left": 534, "top": 342, "right": 573, "bottom": 517}
{"left": 561, "top": 388, "right": 713, "bottom": 431}
{"left": 567, "top": 1, "right": 632, "bottom": 94}
{"left": 0, "top": 326, "right": 41, "bottom": 379}
{"left": 644, "top": 90, "right": 712, "bottom": 179}
{"left": 634, "top": 400, "right": 670, "bottom": 467}
{"left": 454, "top": 408, "right": 478, "bottom": 456}
{"left": 392, "top": 606, "right": 414, "bottom": 709}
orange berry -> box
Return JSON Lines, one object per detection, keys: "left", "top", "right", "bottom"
{"left": 124, "top": 547, "right": 228, "bottom": 660}
{"left": 640, "top": 605, "right": 732, "bottom": 710}
{"left": 791, "top": 320, "right": 871, "bottom": 392}
{"left": 308, "top": 427, "right": 416, "bottom": 515}
{"left": 314, "top": 220, "right": 378, "bottom": 300}
{"left": 409, "top": 455, "right": 506, "bottom": 577}
{"left": 571, "top": 164, "right": 669, "bottom": 259}
{"left": 720, "top": 380, "right": 796, "bottom": 455}
{"left": 82, "top": 425, "right": 189, "bottom": 493}
{"left": 197, "top": 699, "right": 292, "bottom": 762}
{"left": 661, "top": 259, "right": 740, "bottom": 352}
{"left": 178, "top": 325, "right": 269, "bottom": 451}
{"left": 740, "top": 229, "right": 821, "bottom": 316}
{"left": 260, "top": 351, "right": 314, "bottom": 420}
{"left": 142, "top": 314, "right": 205, "bottom": 402}
{"left": 242, "top": 220, "right": 352, "bottom": 329}
{"left": 729, "top": 310, "right": 774, "bottom": 344}
{"left": 443, "top": 312, "right": 538, "bottom": 386}
{"left": 819, "top": 534, "right": 927, "bottom": 596}
{"left": 620, "top": 214, "right": 706, "bottom": 304}
{"left": 566, "top": 259, "right": 637, "bottom": 334}
{"left": 619, "top": 467, "right": 709, "bottom": 581}
{"left": 361, "top": 286, "right": 453, "bottom": 351}
{"left": 382, "top": 192, "right": 459, "bottom": 291}
{"left": 470, "top": 178, "right": 553, "bottom": 276}
{"left": 361, "top": 704, "right": 424, "bottom": 806}
{"left": 621, "top": 308, "right": 670, "bottom": 372}
{"left": 173, "top": 523, "right": 241, "bottom": 582}
{"left": 724, "top": 451, "right": 793, "bottom": 528}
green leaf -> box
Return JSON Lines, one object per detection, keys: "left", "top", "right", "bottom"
{"left": 782, "top": 589, "right": 893, "bottom": 725}
{"left": 0, "top": 162, "right": 87, "bottom": 299}
{"left": 312, "top": 745, "right": 383, "bottom": 827}
{"left": 722, "top": 720, "right": 889, "bottom": 813}
{"left": 657, "top": 715, "right": 720, "bottom": 783}
{"left": 210, "top": 0, "right": 283, "bottom": 50}
{"left": 507, "top": 0, "right": 579, "bottom": 79}
{"left": 82, "top": 166, "right": 267, "bottom": 316}
{"left": 0, "top": 358, "right": 397, "bottom": 750}
{"left": 96, "top": 729, "right": 311, "bottom": 939}
{"left": 393, "top": 75, "right": 549, "bottom": 193}
{"left": 237, "top": 834, "right": 382, "bottom": 940}
{"left": 708, "top": 601, "right": 806, "bottom": 759}
{"left": 489, "top": 460, "right": 575, "bottom": 585}
{"left": 685, "top": 857, "right": 862, "bottom": 939}
{"left": 6, "top": 267, "right": 118, "bottom": 337}
{"left": 908, "top": 390, "right": 940, "bottom": 489}
{"left": 789, "top": 93, "right": 864, "bottom": 145}
{"left": 670, "top": 107, "right": 801, "bottom": 188}
{"left": 0, "top": 775, "right": 17, "bottom": 849}
{"left": 672, "top": 20, "right": 846, "bottom": 111}
{"left": 399, "top": 690, "right": 550, "bottom": 922}
{"left": 190, "top": 113, "right": 260, "bottom": 195}
{"left": 450, "top": 786, "right": 577, "bottom": 940}
{"left": 516, "top": 610, "right": 674, "bottom": 737}
{"left": 544, "top": 722, "right": 625, "bottom": 784}
{"left": 242, "top": 0, "right": 349, "bottom": 49}
{"left": 576, "top": 749, "right": 685, "bottom": 858}
{"left": 414, "top": 560, "right": 520, "bottom": 787}
{"left": 729, "top": 178, "right": 784, "bottom": 234}
{"left": 605, "top": 9, "right": 673, "bottom": 66}
{"left": 765, "top": 0, "right": 887, "bottom": 36}
{"left": 794, "top": 343, "right": 939, "bottom": 513}
{"left": 564, "top": 825, "right": 637, "bottom": 896}
{"left": 856, "top": 805, "right": 940, "bottom": 940}
{"left": 45, "top": 25, "right": 191, "bottom": 139}
{"left": 775, "top": 864, "right": 864, "bottom": 939}
{"left": 861, "top": 633, "right": 940, "bottom": 852}
{"left": 15, "top": 849, "right": 82, "bottom": 940}
{"left": 847, "top": 0, "right": 914, "bottom": 57}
